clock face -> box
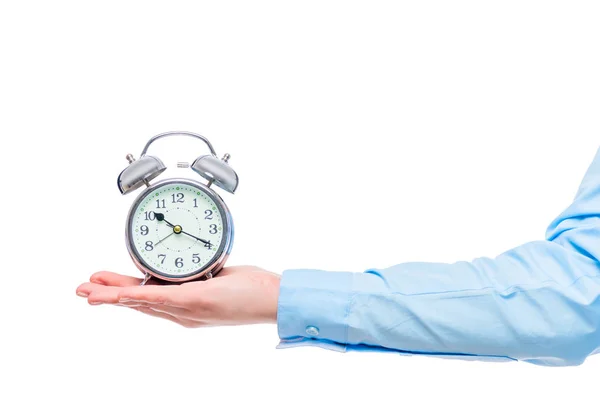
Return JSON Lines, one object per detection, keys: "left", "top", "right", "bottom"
{"left": 127, "top": 180, "right": 229, "bottom": 279}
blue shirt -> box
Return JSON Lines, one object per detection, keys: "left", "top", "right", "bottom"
{"left": 276, "top": 147, "right": 600, "bottom": 367}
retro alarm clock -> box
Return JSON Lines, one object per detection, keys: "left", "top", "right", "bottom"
{"left": 117, "top": 131, "right": 238, "bottom": 286}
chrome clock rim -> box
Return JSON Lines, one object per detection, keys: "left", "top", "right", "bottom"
{"left": 124, "top": 178, "right": 234, "bottom": 282}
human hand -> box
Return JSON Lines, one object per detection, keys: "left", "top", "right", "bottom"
{"left": 76, "top": 266, "right": 281, "bottom": 327}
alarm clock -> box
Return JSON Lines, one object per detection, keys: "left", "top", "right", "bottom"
{"left": 117, "top": 131, "right": 238, "bottom": 286}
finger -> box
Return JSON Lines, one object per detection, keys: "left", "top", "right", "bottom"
{"left": 117, "top": 285, "right": 183, "bottom": 307}
{"left": 76, "top": 283, "right": 181, "bottom": 308}
{"left": 77, "top": 283, "right": 188, "bottom": 311}
{"left": 77, "top": 282, "right": 112, "bottom": 298}
{"left": 117, "top": 300, "right": 189, "bottom": 316}
{"left": 89, "top": 271, "right": 145, "bottom": 287}
{"left": 134, "top": 306, "right": 195, "bottom": 328}
{"left": 78, "top": 283, "right": 122, "bottom": 304}
{"left": 76, "top": 284, "right": 90, "bottom": 298}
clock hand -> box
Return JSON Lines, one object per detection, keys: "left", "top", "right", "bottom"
{"left": 154, "top": 212, "right": 214, "bottom": 249}
{"left": 154, "top": 212, "right": 175, "bottom": 227}
{"left": 155, "top": 231, "right": 175, "bottom": 246}
{"left": 179, "top": 229, "right": 214, "bottom": 249}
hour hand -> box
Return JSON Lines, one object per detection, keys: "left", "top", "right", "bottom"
{"left": 154, "top": 212, "right": 174, "bottom": 227}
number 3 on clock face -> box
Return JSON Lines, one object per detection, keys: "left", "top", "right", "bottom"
{"left": 125, "top": 179, "right": 233, "bottom": 281}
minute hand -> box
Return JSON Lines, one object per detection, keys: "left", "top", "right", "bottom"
{"left": 180, "top": 230, "right": 213, "bottom": 248}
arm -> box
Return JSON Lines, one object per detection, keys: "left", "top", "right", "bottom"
{"left": 277, "top": 147, "right": 600, "bottom": 366}
{"left": 77, "top": 147, "right": 600, "bottom": 367}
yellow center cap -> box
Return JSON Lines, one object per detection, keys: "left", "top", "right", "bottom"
{"left": 173, "top": 225, "right": 182, "bottom": 234}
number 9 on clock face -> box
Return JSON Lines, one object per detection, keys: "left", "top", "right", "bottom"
{"left": 125, "top": 179, "right": 233, "bottom": 281}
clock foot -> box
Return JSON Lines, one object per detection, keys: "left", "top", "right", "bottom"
{"left": 140, "top": 273, "right": 152, "bottom": 286}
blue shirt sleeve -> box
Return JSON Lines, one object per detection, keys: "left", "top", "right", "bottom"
{"left": 276, "top": 147, "right": 600, "bottom": 366}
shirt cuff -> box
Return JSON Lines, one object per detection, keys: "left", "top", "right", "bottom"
{"left": 276, "top": 269, "right": 355, "bottom": 347}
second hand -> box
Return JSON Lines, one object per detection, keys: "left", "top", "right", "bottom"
{"left": 155, "top": 231, "right": 175, "bottom": 246}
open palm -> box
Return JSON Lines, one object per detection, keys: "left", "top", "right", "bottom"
{"left": 76, "top": 266, "right": 281, "bottom": 327}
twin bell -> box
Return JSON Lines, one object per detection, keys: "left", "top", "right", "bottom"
{"left": 117, "top": 131, "right": 239, "bottom": 195}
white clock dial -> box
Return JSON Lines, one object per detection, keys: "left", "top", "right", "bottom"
{"left": 127, "top": 181, "right": 227, "bottom": 278}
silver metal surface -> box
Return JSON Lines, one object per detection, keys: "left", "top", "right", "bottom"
{"left": 117, "top": 155, "right": 166, "bottom": 194}
{"left": 118, "top": 131, "right": 238, "bottom": 194}
{"left": 140, "top": 131, "right": 217, "bottom": 157}
{"left": 191, "top": 154, "right": 239, "bottom": 193}
{"left": 140, "top": 273, "right": 152, "bottom": 286}
{"left": 124, "top": 178, "right": 234, "bottom": 283}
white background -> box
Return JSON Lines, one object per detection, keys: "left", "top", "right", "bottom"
{"left": 1, "top": 1, "right": 599, "bottom": 399}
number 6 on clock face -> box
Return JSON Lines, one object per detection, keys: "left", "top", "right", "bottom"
{"left": 125, "top": 179, "right": 234, "bottom": 281}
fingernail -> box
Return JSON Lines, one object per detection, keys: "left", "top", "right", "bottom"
{"left": 76, "top": 292, "right": 88, "bottom": 298}
{"left": 89, "top": 301, "right": 103, "bottom": 305}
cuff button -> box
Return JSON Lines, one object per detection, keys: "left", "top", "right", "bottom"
{"left": 305, "top": 326, "right": 319, "bottom": 336}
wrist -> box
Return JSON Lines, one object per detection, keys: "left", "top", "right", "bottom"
{"left": 255, "top": 270, "right": 281, "bottom": 324}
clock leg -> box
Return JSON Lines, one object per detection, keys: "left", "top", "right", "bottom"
{"left": 140, "top": 272, "right": 152, "bottom": 286}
